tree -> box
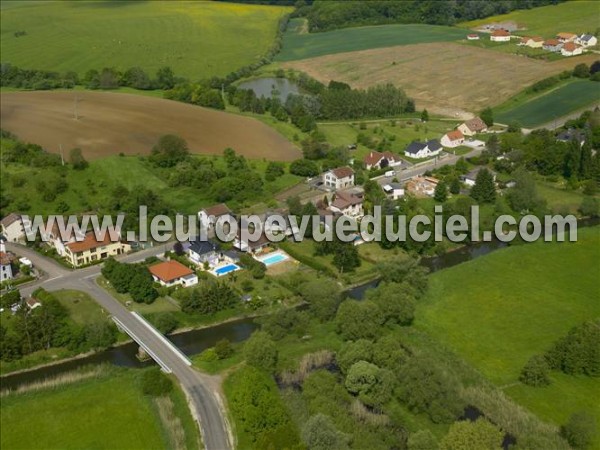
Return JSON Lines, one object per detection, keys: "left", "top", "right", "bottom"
{"left": 579, "top": 197, "right": 600, "bottom": 218}
{"left": 214, "top": 338, "right": 234, "bottom": 359}
{"left": 561, "top": 411, "right": 597, "bottom": 449}
{"left": 337, "top": 339, "right": 374, "bottom": 374}
{"left": 301, "top": 414, "right": 349, "bottom": 450}
{"left": 332, "top": 243, "right": 361, "bottom": 273}
{"left": 156, "top": 66, "right": 175, "bottom": 89}
{"left": 421, "top": 109, "right": 429, "bottom": 122}
{"left": 335, "top": 300, "right": 383, "bottom": 341}
{"left": 149, "top": 134, "right": 189, "bottom": 168}
{"left": 507, "top": 168, "right": 544, "bottom": 213}
{"left": 301, "top": 280, "right": 341, "bottom": 322}
{"left": 449, "top": 177, "right": 461, "bottom": 195}
{"left": 573, "top": 63, "right": 590, "bottom": 78}
{"left": 141, "top": 367, "right": 173, "bottom": 396}
{"left": 470, "top": 168, "right": 496, "bottom": 203}
{"left": 122, "top": 66, "right": 152, "bottom": 89}
{"left": 408, "top": 430, "right": 438, "bottom": 450}
{"left": 507, "top": 121, "right": 522, "bottom": 133}
{"left": 173, "top": 241, "right": 184, "bottom": 256}
{"left": 376, "top": 257, "right": 428, "bottom": 298}
{"left": 519, "top": 354, "right": 551, "bottom": 387}
{"left": 366, "top": 282, "right": 416, "bottom": 326}
{"left": 345, "top": 360, "right": 394, "bottom": 408}
{"left": 154, "top": 313, "right": 178, "bottom": 334}
{"left": 265, "top": 161, "right": 285, "bottom": 181}
{"left": 290, "top": 159, "right": 319, "bottom": 177}
{"left": 545, "top": 320, "right": 600, "bottom": 376}
{"left": 84, "top": 322, "right": 117, "bottom": 350}
{"left": 434, "top": 180, "right": 448, "bottom": 202}
{"left": 440, "top": 418, "right": 503, "bottom": 450}
{"left": 244, "top": 330, "right": 278, "bottom": 372}
{"left": 69, "top": 147, "right": 88, "bottom": 170}
{"left": 480, "top": 107, "right": 494, "bottom": 127}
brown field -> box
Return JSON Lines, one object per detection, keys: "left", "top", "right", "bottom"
{"left": 282, "top": 42, "right": 597, "bottom": 117}
{"left": 0, "top": 91, "right": 301, "bottom": 161}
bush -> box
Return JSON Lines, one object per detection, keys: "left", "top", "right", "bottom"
{"left": 519, "top": 354, "right": 551, "bottom": 387}
{"left": 141, "top": 368, "right": 173, "bottom": 397}
{"left": 214, "top": 338, "right": 234, "bottom": 360}
{"left": 561, "top": 411, "right": 597, "bottom": 449}
{"left": 154, "top": 313, "right": 179, "bottom": 335}
{"left": 244, "top": 331, "right": 278, "bottom": 372}
{"left": 545, "top": 320, "right": 600, "bottom": 376}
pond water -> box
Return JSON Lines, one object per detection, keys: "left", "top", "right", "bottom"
{"left": 237, "top": 77, "right": 300, "bottom": 102}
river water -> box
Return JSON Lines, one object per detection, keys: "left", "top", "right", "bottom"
{"left": 2, "top": 219, "right": 596, "bottom": 389}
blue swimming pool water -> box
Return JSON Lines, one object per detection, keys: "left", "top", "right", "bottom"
{"left": 261, "top": 253, "right": 288, "bottom": 266}
{"left": 214, "top": 264, "right": 240, "bottom": 276}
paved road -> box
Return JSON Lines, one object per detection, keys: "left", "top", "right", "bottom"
{"left": 6, "top": 243, "right": 232, "bottom": 450}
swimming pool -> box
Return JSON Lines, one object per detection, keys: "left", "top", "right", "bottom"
{"left": 213, "top": 264, "right": 240, "bottom": 276}
{"left": 259, "top": 252, "right": 289, "bottom": 266}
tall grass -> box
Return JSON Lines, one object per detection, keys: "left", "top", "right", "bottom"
{"left": 279, "top": 350, "right": 335, "bottom": 386}
{"left": 154, "top": 395, "right": 187, "bottom": 450}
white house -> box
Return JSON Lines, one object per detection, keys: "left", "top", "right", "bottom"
{"left": 198, "top": 204, "right": 234, "bottom": 231}
{"left": 329, "top": 191, "right": 364, "bottom": 218}
{"left": 561, "top": 42, "right": 583, "bottom": 57}
{"left": 404, "top": 139, "right": 442, "bottom": 159}
{"left": 461, "top": 167, "right": 497, "bottom": 187}
{"left": 458, "top": 117, "right": 488, "bottom": 136}
{"left": 363, "top": 151, "right": 401, "bottom": 170}
{"left": 467, "top": 34, "right": 480, "bottom": 40}
{"left": 577, "top": 34, "right": 598, "bottom": 47}
{"left": 187, "top": 239, "right": 221, "bottom": 266}
{"left": 441, "top": 130, "right": 465, "bottom": 148}
{"left": 0, "top": 213, "right": 25, "bottom": 243}
{"left": 149, "top": 260, "right": 198, "bottom": 288}
{"left": 323, "top": 167, "right": 355, "bottom": 190}
{"left": 543, "top": 39, "right": 563, "bottom": 52}
{"left": 0, "top": 250, "right": 14, "bottom": 282}
{"left": 490, "top": 29, "right": 511, "bottom": 42}
{"left": 382, "top": 183, "right": 405, "bottom": 200}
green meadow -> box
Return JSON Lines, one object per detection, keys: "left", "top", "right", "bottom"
{"left": 495, "top": 79, "right": 599, "bottom": 127}
{"left": 276, "top": 19, "right": 468, "bottom": 61}
{"left": 416, "top": 226, "right": 600, "bottom": 439}
{"left": 0, "top": 1, "right": 291, "bottom": 79}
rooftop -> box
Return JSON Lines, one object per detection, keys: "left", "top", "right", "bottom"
{"left": 149, "top": 260, "right": 194, "bottom": 283}
{"left": 65, "top": 229, "right": 121, "bottom": 254}
{"left": 202, "top": 203, "right": 232, "bottom": 217}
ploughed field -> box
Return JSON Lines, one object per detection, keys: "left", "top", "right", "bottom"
{"left": 0, "top": 91, "right": 301, "bottom": 161}
{"left": 282, "top": 42, "right": 597, "bottom": 117}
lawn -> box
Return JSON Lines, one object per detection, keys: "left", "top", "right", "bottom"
{"left": 495, "top": 79, "right": 600, "bottom": 127}
{"left": 459, "top": 1, "right": 600, "bottom": 38}
{"left": 54, "top": 289, "right": 109, "bottom": 325}
{"left": 276, "top": 19, "right": 469, "bottom": 61}
{"left": 0, "top": 368, "right": 166, "bottom": 450}
{"left": 0, "top": 1, "right": 291, "bottom": 79}
{"left": 416, "top": 226, "right": 600, "bottom": 439}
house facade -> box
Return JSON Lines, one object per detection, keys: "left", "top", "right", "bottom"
{"left": 198, "top": 204, "right": 234, "bottom": 231}
{"left": 404, "top": 140, "right": 442, "bottom": 159}
{"left": 382, "top": 183, "right": 405, "bottom": 200}
{"left": 467, "top": 34, "right": 479, "bottom": 40}
{"left": 0, "top": 213, "right": 25, "bottom": 243}
{"left": 149, "top": 260, "right": 198, "bottom": 288}
{"left": 561, "top": 42, "right": 583, "bottom": 56}
{"left": 543, "top": 39, "right": 563, "bottom": 52}
{"left": 62, "top": 229, "right": 130, "bottom": 267}
{"left": 363, "top": 151, "right": 401, "bottom": 170}
{"left": 323, "top": 167, "right": 355, "bottom": 190}
{"left": 490, "top": 29, "right": 511, "bottom": 42}
{"left": 441, "top": 130, "right": 465, "bottom": 148}
{"left": 329, "top": 191, "right": 364, "bottom": 218}
{"left": 458, "top": 117, "right": 488, "bottom": 136}
{"left": 187, "top": 239, "right": 221, "bottom": 266}
{"left": 577, "top": 34, "right": 598, "bottom": 47}
{"left": 556, "top": 32, "right": 577, "bottom": 43}
{"left": 0, "top": 251, "right": 14, "bottom": 282}
{"left": 518, "top": 36, "right": 543, "bottom": 48}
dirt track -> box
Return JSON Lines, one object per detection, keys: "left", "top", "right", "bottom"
{"left": 0, "top": 91, "right": 301, "bottom": 161}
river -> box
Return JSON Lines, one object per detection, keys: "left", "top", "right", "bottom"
{"left": 2, "top": 219, "right": 596, "bottom": 389}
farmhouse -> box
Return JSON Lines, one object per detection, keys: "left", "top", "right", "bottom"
{"left": 0, "top": 213, "right": 25, "bottom": 243}
{"left": 543, "top": 39, "right": 563, "bottom": 52}
{"left": 467, "top": 34, "right": 480, "bottom": 40}
{"left": 382, "top": 183, "right": 405, "bottom": 200}
{"left": 363, "top": 151, "right": 401, "bottom": 170}
{"left": 323, "top": 167, "right": 355, "bottom": 190}
{"left": 404, "top": 139, "right": 442, "bottom": 159}
{"left": 149, "top": 260, "right": 198, "bottom": 288}
{"left": 405, "top": 176, "right": 439, "bottom": 197}
{"left": 329, "top": 190, "right": 364, "bottom": 218}
{"left": 518, "top": 36, "right": 543, "bottom": 48}
{"left": 490, "top": 29, "right": 511, "bottom": 42}
{"left": 461, "top": 167, "right": 497, "bottom": 187}
{"left": 577, "top": 34, "right": 598, "bottom": 47}
{"left": 556, "top": 32, "right": 577, "bottom": 43}
{"left": 561, "top": 42, "right": 583, "bottom": 57}
{"left": 198, "top": 204, "right": 234, "bottom": 231}
{"left": 62, "top": 228, "right": 130, "bottom": 267}
{"left": 441, "top": 130, "right": 465, "bottom": 148}
{"left": 458, "top": 117, "right": 488, "bottom": 136}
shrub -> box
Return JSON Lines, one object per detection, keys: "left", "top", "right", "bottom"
{"left": 214, "top": 338, "right": 234, "bottom": 360}
{"left": 141, "top": 368, "right": 173, "bottom": 397}
{"left": 561, "top": 411, "right": 597, "bottom": 449}
{"left": 519, "top": 354, "right": 551, "bottom": 387}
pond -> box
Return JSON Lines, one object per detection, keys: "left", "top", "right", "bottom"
{"left": 237, "top": 77, "right": 300, "bottom": 102}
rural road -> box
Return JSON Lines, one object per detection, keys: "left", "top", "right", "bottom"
{"left": 7, "top": 243, "right": 233, "bottom": 450}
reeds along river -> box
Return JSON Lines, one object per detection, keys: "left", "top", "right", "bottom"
{"left": 2, "top": 219, "right": 598, "bottom": 390}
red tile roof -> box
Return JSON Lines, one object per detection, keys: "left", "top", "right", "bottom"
{"left": 65, "top": 229, "right": 121, "bottom": 253}
{"left": 491, "top": 29, "right": 510, "bottom": 37}
{"left": 544, "top": 39, "right": 560, "bottom": 46}
{"left": 557, "top": 32, "right": 576, "bottom": 40}
{"left": 562, "top": 42, "right": 580, "bottom": 52}
{"left": 0, "top": 252, "right": 15, "bottom": 265}
{"left": 149, "top": 260, "right": 194, "bottom": 283}
{"left": 331, "top": 167, "right": 354, "bottom": 179}
{"left": 446, "top": 130, "right": 464, "bottom": 141}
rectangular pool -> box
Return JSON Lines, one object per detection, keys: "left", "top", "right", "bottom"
{"left": 213, "top": 264, "right": 240, "bottom": 276}
{"left": 259, "top": 252, "right": 288, "bottom": 266}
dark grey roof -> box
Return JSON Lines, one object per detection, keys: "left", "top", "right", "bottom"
{"left": 405, "top": 141, "right": 426, "bottom": 154}
{"left": 427, "top": 139, "right": 442, "bottom": 151}
{"left": 188, "top": 239, "right": 220, "bottom": 255}
{"left": 223, "top": 250, "right": 240, "bottom": 261}
{"left": 581, "top": 34, "right": 594, "bottom": 41}
{"left": 557, "top": 128, "right": 586, "bottom": 143}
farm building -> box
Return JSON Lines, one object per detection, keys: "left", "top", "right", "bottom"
{"left": 543, "top": 39, "right": 563, "bottom": 52}
{"left": 363, "top": 151, "right": 401, "bottom": 170}
{"left": 404, "top": 140, "right": 442, "bottom": 159}
{"left": 490, "top": 29, "right": 511, "bottom": 42}
{"left": 323, "top": 167, "right": 355, "bottom": 190}
{"left": 556, "top": 32, "right": 577, "bottom": 43}
{"left": 458, "top": 117, "right": 488, "bottom": 136}
{"left": 518, "top": 36, "right": 543, "bottom": 48}
{"left": 467, "top": 34, "right": 480, "bottom": 40}
{"left": 441, "top": 130, "right": 465, "bottom": 148}
{"left": 149, "top": 260, "right": 198, "bottom": 288}
{"left": 577, "top": 34, "right": 598, "bottom": 47}
{"left": 561, "top": 42, "right": 583, "bottom": 57}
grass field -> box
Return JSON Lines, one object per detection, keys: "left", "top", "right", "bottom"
{"left": 276, "top": 19, "right": 468, "bottom": 61}
{"left": 0, "top": 91, "right": 301, "bottom": 161}
{"left": 495, "top": 79, "right": 600, "bottom": 127}
{"left": 281, "top": 42, "right": 592, "bottom": 116}
{"left": 0, "top": 1, "right": 291, "bottom": 79}
{"left": 55, "top": 289, "right": 109, "bottom": 325}
{"left": 459, "top": 1, "right": 600, "bottom": 38}
{"left": 416, "top": 226, "right": 600, "bottom": 439}
{"left": 1, "top": 368, "right": 167, "bottom": 450}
